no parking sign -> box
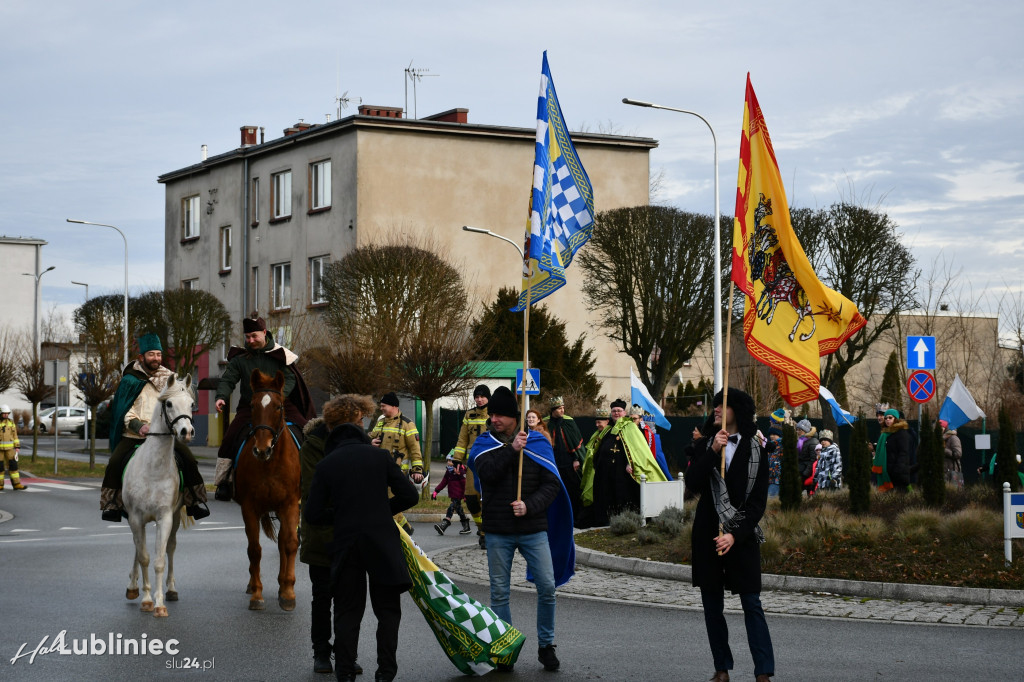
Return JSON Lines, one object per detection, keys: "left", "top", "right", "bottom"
{"left": 906, "top": 370, "right": 935, "bottom": 404}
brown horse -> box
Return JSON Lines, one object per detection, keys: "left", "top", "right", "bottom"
{"left": 233, "top": 369, "right": 300, "bottom": 611}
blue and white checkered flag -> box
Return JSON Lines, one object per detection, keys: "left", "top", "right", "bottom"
{"left": 512, "top": 52, "right": 594, "bottom": 311}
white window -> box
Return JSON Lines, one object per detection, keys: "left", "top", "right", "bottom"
{"left": 251, "top": 177, "right": 260, "bottom": 224}
{"left": 182, "top": 195, "right": 200, "bottom": 238}
{"left": 182, "top": 278, "right": 197, "bottom": 290}
{"left": 272, "top": 262, "right": 291, "bottom": 310}
{"left": 272, "top": 171, "right": 292, "bottom": 219}
{"left": 251, "top": 266, "right": 259, "bottom": 311}
{"left": 219, "top": 226, "right": 232, "bottom": 271}
{"left": 310, "top": 160, "right": 331, "bottom": 210}
{"left": 309, "top": 256, "right": 328, "bottom": 304}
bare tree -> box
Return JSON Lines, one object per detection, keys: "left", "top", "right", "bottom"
{"left": 130, "top": 288, "right": 231, "bottom": 378}
{"left": 16, "top": 355, "right": 52, "bottom": 462}
{"left": 0, "top": 327, "right": 19, "bottom": 395}
{"left": 580, "top": 205, "right": 726, "bottom": 400}
{"left": 319, "top": 238, "right": 479, "bottom": 456}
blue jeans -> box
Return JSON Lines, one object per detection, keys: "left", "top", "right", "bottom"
{"left": 700, "top": 588, "right": 774, "bottom": 676}
{"left": 486, "top": 531, "right": 556, "bottom": 647}
{"left": 767, "top": 483, "right": 780, "bottom": 498}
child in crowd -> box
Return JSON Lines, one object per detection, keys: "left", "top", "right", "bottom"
{"left": 765, "top": 425, "right": 782, "bottom": 497}
{"left": 815, "top": 430, "right": 843, "bottom": 490}
{"left": 433, "top": 453, "right": 471, "bottom": 535}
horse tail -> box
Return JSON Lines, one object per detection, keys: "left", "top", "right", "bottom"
{"left": 260, "top": 513, "right": 277, "bottom": 542}
{"left": 180, "top": 506, "right": 195, "bottom": 529}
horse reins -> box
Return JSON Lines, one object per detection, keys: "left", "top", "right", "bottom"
{"left": 248, "top": 388, "right": 286, "bottom": 453}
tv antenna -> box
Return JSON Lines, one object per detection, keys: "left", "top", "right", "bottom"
{"left": 404, "top": 60, "right": 439, "bottom": 119}
{"left": 336, "top": 90, "right": 361, "bottom": 118}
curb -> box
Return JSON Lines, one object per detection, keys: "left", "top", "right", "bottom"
{"left": 574, "top": 545, "right": 1024, "bottom": 608}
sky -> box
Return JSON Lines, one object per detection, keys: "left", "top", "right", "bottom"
{"left": 2, "top": 0, "right": 1022, "bottom": 332}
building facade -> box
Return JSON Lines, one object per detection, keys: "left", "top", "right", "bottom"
{"left": 0, "top": 236, "right": 48, "bottom": 412}
{"left": 159, "top": 106, "right": 657, "bottom": 418}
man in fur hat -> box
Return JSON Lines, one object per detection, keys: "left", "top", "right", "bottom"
{"left": 684, "top": 388, "right": 774, "bottom": 682}
{"left": 101, "top": 333, "right": 208, "bottom": 521}
{"left": 213, "top": 311, "right": 315, "bottom": 501}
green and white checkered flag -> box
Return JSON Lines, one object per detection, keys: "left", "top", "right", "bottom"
{"left": 398, "top": 524, "right": 524, "bottom": 675}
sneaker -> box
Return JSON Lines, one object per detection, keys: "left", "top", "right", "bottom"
{"left": 101, "top": 509, "right": 123, "bottom": 523}
{"left": 538, "top": 644, "right": 559, "bottom": 671}
{"left": 313, "top": 652, "right": 332, "bottom": 674}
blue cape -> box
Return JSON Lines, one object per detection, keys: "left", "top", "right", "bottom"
{"left": 653, "top": 434, "right": 673, "bottom": 481}
{"left": 468, "top": 430, "right": 575, "bottom": 587}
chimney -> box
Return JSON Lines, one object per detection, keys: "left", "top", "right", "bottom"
{"left": 357, "top": 104, "right": 404, "bottom": 119}
{"left": 240, "top": 125, "right": 258, "bottom": 146}
{"left": 423, "top": 108, "right": 468, "bottom": 124}
{"left": 201, "top": 144, "right": 208, "bottom": 161}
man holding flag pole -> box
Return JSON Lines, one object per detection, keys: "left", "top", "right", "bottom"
{"left": 468, "top": 51, "right": 582, "bottom": 674}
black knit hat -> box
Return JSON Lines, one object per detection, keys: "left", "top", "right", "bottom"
{"left": 610, "top": 398, "right": 627, "bottom": 410}
{"left": 473, "top": 384, "right": 491, "bottom": 400}
{"left": 380, "top": 392, "right": 400, "bottom": 407}
{"left": 488, "top": 386, "right": 519, "bottom": 418}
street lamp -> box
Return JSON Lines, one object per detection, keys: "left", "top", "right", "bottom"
{"left": 462, "top": 225, "right": 525, "bottom": 259}
{"left": 461, "top": 225, "right": 529, "bottom": 412}
{"left": 622, "top": 98, "right": 724, "bottom": 393}
{"left": 66, "top": 219, "right": 129, "bottom": 367}
{"left": 22, "top": 265, "right": 55, "bottom": 363}
{"left": 72, "top": 280, "right": 89, "bottom": 442}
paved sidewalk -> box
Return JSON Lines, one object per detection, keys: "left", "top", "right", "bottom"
{"left": 429, "top": 544, "right": 1024, "bottom": 629}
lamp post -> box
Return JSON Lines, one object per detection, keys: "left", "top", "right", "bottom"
{"left": 461, "top": 225, "right": 528, "bottom": 410}
{"left": 22, "top": 265, "right": 55, "bottom": 364}
{"left": 622, "top": 98, "right": 723, "bottom": 393}
{"left": 71, "top": 281, "right": 89, "bottom": 442}
{"left": 66, "top": 219, "right": 129, "bottom": 367}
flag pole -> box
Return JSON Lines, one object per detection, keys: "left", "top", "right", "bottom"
{"left": 518, "top": 249, "right": 533, "bottom": 502}
{"left": 718, "top": 278, "right": 736, "bottom": 553}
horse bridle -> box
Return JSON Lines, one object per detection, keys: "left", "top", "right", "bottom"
{"left": 248, "top": 388, "right": 286, "bottom": 454}
{"left": 150, "top": 396, "right": 194, "bottom": 437}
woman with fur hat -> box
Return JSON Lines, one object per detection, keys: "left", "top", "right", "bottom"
{"left": 873, "top": 408, "right": 912, "bottom": 492}
{"left": 684, "top": 387, "right": 774, "bottom": 682}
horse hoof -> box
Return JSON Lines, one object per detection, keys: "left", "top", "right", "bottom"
{"left": 126, "top": 588, "right": 139, "bottom": 600}
{"left": 153, "top": 606, "right": 168, "bottom": 618}
{"left": 249, "top": 599, "right": 265, "bottom": 611}
{"left": 166, "top": 591, "right": 178, "bottom": 602}
{"left": 278, "top": 597, "right": 296, "bottom": 611}
{"left": 140, "top": 601, "right": 154, "bottom": 612}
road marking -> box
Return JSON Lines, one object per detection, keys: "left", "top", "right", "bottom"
{"left": 193, "top": 525, "right": 245, "bottom": 532}
{"left": 59, "top": 527, "right": 82, "bottom": 530}
{"left": 0, "top": 537, "right": 47, "bottom": 544}
{"left": 10, "top": 528, "right": 40, "bottom": 532}
{"left": 25, "top": 481, "right": 94, "bottom": 491}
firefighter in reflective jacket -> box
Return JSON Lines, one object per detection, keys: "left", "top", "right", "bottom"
{"left": 452, "top": 384, "right": 490, "bottom": 548}
{"left": 369, "top": 392, "right": 423, "bottom": 534}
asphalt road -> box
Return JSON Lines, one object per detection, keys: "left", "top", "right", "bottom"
{"left": 2, "top": 470, "right": 1022, "bottom": 680}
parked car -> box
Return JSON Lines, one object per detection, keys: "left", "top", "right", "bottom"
{"left": 28, "top": 406, "right": 90, "bottom": 434}
{"left": 74, "top": 401, "right": 111, "bottom": 440}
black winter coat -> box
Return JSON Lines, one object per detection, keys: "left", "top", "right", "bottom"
{"left": 884, "top": 423, "right": 913, "bottom": 488}
{"left": 684, "top": 433, "right": 769, "bottom": 594}
{"left": 304, "top": 424, "right": 419, "bottom": 589}
{"left": 475, "top": 434, "right": 560, "bottom": 536}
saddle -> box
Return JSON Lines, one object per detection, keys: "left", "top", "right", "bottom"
{"left": 120, "top": 441, "right": 186, "bottom": 493}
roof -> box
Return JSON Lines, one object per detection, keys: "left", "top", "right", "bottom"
{"left": 157, "top": 114, "right": 658, "bottom": 184}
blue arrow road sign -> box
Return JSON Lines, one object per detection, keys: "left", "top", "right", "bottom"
{"left": 515, "top": 368, "right": 540, "bottom": 395}
{"left": 906, "top": 336, "right": 936, "bottom": 370}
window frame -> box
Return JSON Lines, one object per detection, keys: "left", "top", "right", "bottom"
{"left": 271, "top": 170, "right": 292, "bottom": 221}
{"left": 271, "top": 262, "right": 292, "bottom": 311}
{"left": 219, "top": 225, "right": 232, "bottom": 273}
{"left": 309, "top": 159, "right": 332, "bottom": 212}
{"left": 182, "top": 195, "right": 200, "bottom": 240}
{"left": 181, "top": 278, "right": 198, "bottom": 290}
{"left": 309, "top": 255, "right": 328, "bottom": 305}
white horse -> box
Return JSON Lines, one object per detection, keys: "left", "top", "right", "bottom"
{"left": 122, "top": 373, "right": 196, "bottom": 618}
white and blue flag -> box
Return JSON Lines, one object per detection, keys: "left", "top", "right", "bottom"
{"left": 818, "top": 386, "right": 856, "bottom": 426}
{"left": 939, "top": 374, "right": 986, "bottom": 431}
{"left": 512, "top": 51, "right": 594, "bottom": 311}
{"left": 630, "top": 368, "right": 671, "bottom": 431}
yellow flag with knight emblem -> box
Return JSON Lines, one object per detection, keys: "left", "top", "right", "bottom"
{"left": 731, "top": 74, "right": 866, "bottom": 406}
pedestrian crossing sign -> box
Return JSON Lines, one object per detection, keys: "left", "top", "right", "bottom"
{"left": 515, "top": 369, "right": 540, "bottom": 395}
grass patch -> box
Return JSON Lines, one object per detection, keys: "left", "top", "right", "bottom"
{"left": 22, "top": 458, "right": 106, "bottom": 478}
{"left": 575, "top": 484, "right": 1024, "bottom": 590}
